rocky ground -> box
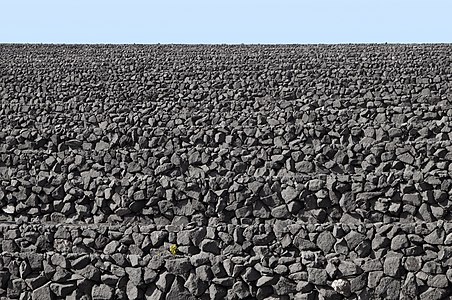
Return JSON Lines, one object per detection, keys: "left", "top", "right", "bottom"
{"left": 0, "top": 44, "right": 451, "bottom": 299}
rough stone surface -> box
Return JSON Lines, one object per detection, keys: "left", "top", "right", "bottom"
{"left": 0, "top": 44, "right": 452, "bottom": 300}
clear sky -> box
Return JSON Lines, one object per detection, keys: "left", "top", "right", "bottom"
{"left": 1, "top": 0, "right": 451, "bottom": 44}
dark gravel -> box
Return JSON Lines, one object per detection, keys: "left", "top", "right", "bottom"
{"left": 0, "top": 44, "right": 451, "bottom": 299}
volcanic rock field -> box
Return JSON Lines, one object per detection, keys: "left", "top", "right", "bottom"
{"left": 0, "top": 44, "right": 452, "bottom": 299}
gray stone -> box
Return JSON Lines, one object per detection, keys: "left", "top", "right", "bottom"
{"left": 308, "top": 179, "right": 324, "bottom": 192}
{"left": 273, "top": 276, "right": 297, "bottom": 295}
{"left": 143, "top": 268, "right": 158, "bottom": 284}
{"left": 184, "top": 272, "right": 208, "bottom": 296}
{"left": 95, "top": 140, "right": 110, "bottom": 151}
{"left": 27, "top": 253, "right": 44, "bottom": 270}
{"left": 399, "top": 152, "right": 414, "bottom": 165}
{"left": 200, "top": 239, "right": 221, "bottom": 254}
{"left": 446, "top": 269, "right": 452, "bottom": 282}
{"left": 418, "top": 203, "right": 434, "bottom": 222}
{"left": 294, "top": 235, "right": 318, "bottom": 251}
{"left": 125, "top": 267, "right": 142, "bottom": 285}
{"left": 155, "top": 271, "right": 174, "bottom": 292}
{"left": 167, "top": 276, "right": 196, "bottom": 300}
{"left": 331, "top": 279, "right": 351, "bottom": 297}
{"left": 296, "top": 280, "right": 313, "bottom": 293}
{"left": 372, "top": 235, "right": 390, "bottom": 250}
{"left": 145, "top": 285, "right": 164, "bottom": 300}
{"left": 190, "top": 252, "right": 212, "bottom": 267}
{"left": 295, "top": 161, "right": 314, "bottom": 173}
{"left": 403, "top": 257, "right": 421, "bottom": 272}
{"left": 231, "top": 280, "right": 250, "bottom": 299}
{"left": 356, "top": 240, "right": 371, "bottom": 257}
{"left": 427, "top": 274, "right": 448, "bottom": 288}
{"left": 256, "top": 286, "right": 275, "bottom": 299}
{"left": 317, "top": 288, "right": 341, "bottom": 300}
{"left": 316, "top": 231, "right": 336, "bottom": 253}
{"left": 338, "top": 261, "right": 362, "bottom": 276}
{"left": 75, "top": 265, "right": 100, "bottom": 281}
{"left": 70, "top": 255, "right": 90, "bottom": 270}
{"left": 401, "top": 272, "right": 417, "bottom": 299}
{"left": 271, "top": 204, "right": 291, "bottom": 218}
{"left": 148, "top": 256, "right": 164, "bottom": 270}
{"left": 2, "top": 240, "right": 19, "bottom": 252}
{"left": 104, "top": 240, "right": 120, "bottom": 255}
{"left": 150, "top": 231, "right": 168, "bottom": 247}
{"left": 345, "top": 231, "right": 366, "bottom": 249}
{"left": 391, "top": 234, "right": 409, "bottom": 251}
{"left": 176, "top": 231, "right": 192, "bottom": 245}
{"left": 32, "top": 282, "right": 52, "bottom": 300}
{"left": 339, "top": 192, "right": 355, "bottom": 212}
{"left": 248, "top": 181, "right": 264, "bottom": 194}
{"left": 350, "top": 273, "right": 367, "bottom": 292}
{"left": 256, "top": 276, "right": 278, "bottom": 287}
{"left": 420, "top": 287, "right": 447, "bottom": 300}
{"left": 307, "top": 268, "right": 328, "bottom": 285}
{"left": 424, "top": 228, "right": 445, "bottom": 245}
{"left": 165, "top": 258, "right": 192, "bottom": 275}
{"left": 402, "top": 193, "right": 421, "bottom": 206}
{"left": 384, "top": 256, "right": 403, "bottom": 277}
{"left": 368, "top": 271, "right": 383, "bottom": 289}
{"left": 375, "top": 277, "right": 401, "bottom": 300}
{"left": 212, "top": 277, "right": 234, "bottom": 287}
{"left": 196, "top": 265, "right": 214, "bottom": 282}
{"left": 362, "top": 259, "right": 382, "bottom": 272}
{"left": 209, "top": 284, "right": 227, "bottom": 300}
{"left": 241, "top": 267, "right": 260, "bottom": 282}
{"left": 281, "top": 186, "right": 299, "bottom": 202}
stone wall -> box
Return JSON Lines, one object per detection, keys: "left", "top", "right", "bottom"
{"left": 1, "top": 221, "right": 452, "bottom": 299}
{"left": 1, "top": 44, "right": 452, "bottom": 299}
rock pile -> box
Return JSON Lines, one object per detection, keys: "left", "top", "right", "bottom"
{"left": 0, "top": 44, "right": 451, "bottom": 299}
{"left": 1, "top": 221, "right": 452, "bottom": 299}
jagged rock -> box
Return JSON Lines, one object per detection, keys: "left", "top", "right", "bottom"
{"left": 195, "top": 265, "right": 214, "bottom": 282}
{"left": 345, "top": 231, "right": 366, "bottom": 249}
{"left": 231, "top": 280, "right": 250, "bottom": 299}
{"left": 32, "top": 282, "right": 52, "bottom": 300}
{"left": 281, "top": 186, "right": 299, "bottom": 202}
{"left": 126, "top": 280, "right": 142, "bottom": 300}
{"left": 317, "top": 231, "right": 336, "bottom": 253}
{"left": 256, "top": 276, "right": 278, "bottom": 287}
{"left": 167, "top": 276, "right": 195, "bottom": 300}
{"left": 425, "top": 228, "right": 445, "bottom": 245}
{"left": 125, "top": 267, "right": 142, "bottom": 285}
{"left": 274, "top": 276, "right": 297, "bottom": 295}
{"left": 427, "top": 274, "right": 448, "bottom": 288}
{"left": 92, "top": 284, "right": 114, "bottom": 300}
{"left": 375, "top": 277, "right": 401, "bottom": 300}
{"left": 200, "top": 239, "right": 221, "bottom": 254}
{"left": 384, "top": 256, "right": 403, "bottom": 277}
{"left": 75, "top": 265, "right": 101, "bottom": 281}
{"left": 104, "top": 241, "right": 119, "bottom": 255}
{"left": 420, "top": 287, "right": 447, "bottom": 300}
{"left": 184, "top": 272, "right": 208, "bottom": 296}
{"left": 95, "top": 141, "right": 110, "bottom": 151}
{"left": 307, "top": 179, "right": 324, "bottom": 192}
{"left": 403, "top": 257, "right": 421, "bottom": 272}
{"left": 338, "top": 261, "right": 362, "bottom": 276}
{"left": 331, "top": 279, "right": 351, "bottom": 297}
{"left": 165, "top": 258, "right": 192, "bottom": 276}
{"left": 307, "top": 268, "right": 328, "bottom": 285}
{"left": 209, "top": 284, "right": 227, "bottom": 300}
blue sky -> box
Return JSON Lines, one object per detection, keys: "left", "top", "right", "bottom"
{"left": 1, "top": 0, "right": 451, "bottom": 44}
